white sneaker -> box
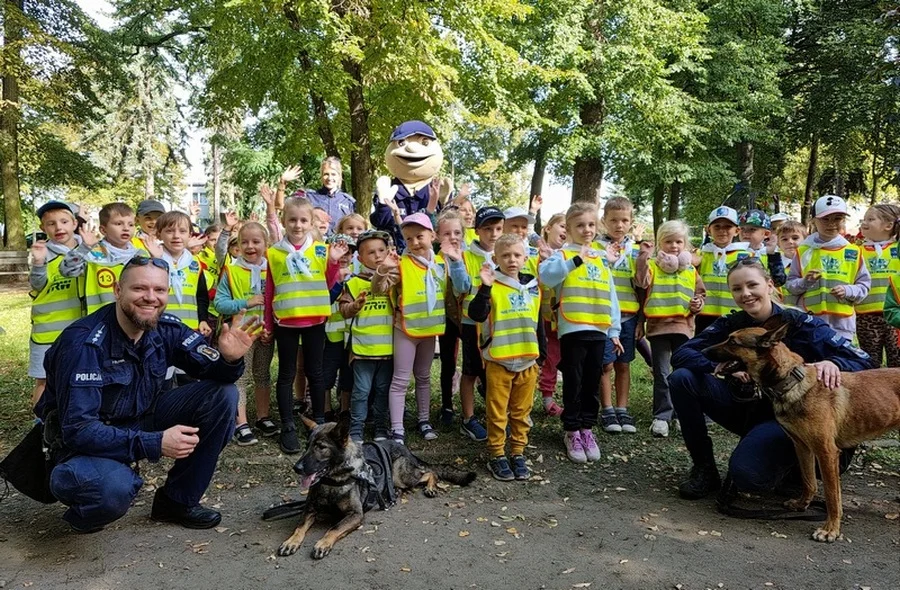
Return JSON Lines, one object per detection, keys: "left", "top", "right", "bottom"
{"left": 580, "top": 429, "right": 602, "bottom": 462}
{"left": 564, "top": 431, "right": 587, "bottom": 463}
{"left": 650, "top": 419, "right": 670, "bottom": 438}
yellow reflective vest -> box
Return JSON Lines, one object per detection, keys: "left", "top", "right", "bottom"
{"left": 643, "top": 260, "right": 696, "bottom": 318}
{"left": 224, "top": 261, "right": 267, "bottom": 323}
{"left": 30, "top": 255, "right": 84, "bottom": 344}
{"left": 197, "top": 248, "right": 220, "bottom": 318}
{"left": 857, "top": 242, "right": 900, "bottom": 314}
{"left": 347, "top": 276, "right": 394, "bottom": 356}
{"left": 698, "top": 248, "right": 748, "bottom": 317}
{"left": 461, "top": 247, "right": 492, "bottom": 321}
{"left": 596, "top": 239, "right": 640, "bottom": 315}
{"left": 557, "top": 249, "right": 613, "bottom": 327}
{"left": 267, "top": 241, "right": 332, "bottom": 321}
{"left": 325, "top": 301, "right": 348, "bottom": 343}
{"left": 397, "top": 255, "right": 446, "bottom": 337}
{"left": 796, "top": 244, "right": 860, "bottom": 317}
{"left": 165, "top": 257, "right": 202, "bottom": 329}
{"left": 480, "top": 280, "right": 541, "bottom": 362}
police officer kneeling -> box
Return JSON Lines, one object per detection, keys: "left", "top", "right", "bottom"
{"left": 34, "top": 256, "right": 261, "bottom": 533}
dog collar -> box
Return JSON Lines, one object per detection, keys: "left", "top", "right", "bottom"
{"left": 762, "top": 365, "right": 807, "bottom": 399}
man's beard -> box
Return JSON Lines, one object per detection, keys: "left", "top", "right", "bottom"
{"left": 122, "top": 302, "right": 163, "bottom": 332}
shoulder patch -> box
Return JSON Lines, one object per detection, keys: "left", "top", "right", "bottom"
{"left": 197, "top": 344, "right": 220, "bottom": 361}
{"left": 181, "top": 332, "right": 201, "bottom": 348}
{"left": 86, "top": 324, "right": 107, "bottom": 347}
{"left": 315, "top": 245, "right": 327, "bottom": 259}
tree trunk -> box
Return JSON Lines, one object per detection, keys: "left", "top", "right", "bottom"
{"left": 530, "top": 148, "right": 546, "bottom": 235}
{"left": 668, "top": 180, "right": 681, "bottom": 221}
{"left": 342, "top": 58, "right": 374, "bottom": 216}
{"left": 738, "top": 140, "right": 754, "bottom": 207}
{"left": 572, "top": 101, "right": 604, "bottom": 203}
{"left": 801, "top": 136, "right": 819, "bottom": 225}
{"left": 1, "top": 0, "right": 25, "bottom": 250}
{"left": 652, "top": 184, "right": 666, "bottom": 234}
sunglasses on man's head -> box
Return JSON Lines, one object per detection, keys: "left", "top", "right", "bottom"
{"left": 727, "top": 257, "right": 765, "bottom": 270}
{"left": 124, "top": 255, "right": 170, "bottom": 272}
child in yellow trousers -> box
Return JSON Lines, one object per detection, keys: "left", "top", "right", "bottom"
{"left": 468, "top": 234, "right": 544, "bottom": 481}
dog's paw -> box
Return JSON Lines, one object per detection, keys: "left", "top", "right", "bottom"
{"left": 783, "top": 498, "right": 810, "bottom": 512}
{"left": 423, "top": 487, "right": 437, "bottom": 498}
{"left": 312, "top": 541, "right": 333, "bottom": 559}
{"left": 812, "top": 527, "right": 840, "bottom": 543}
{"left": 278, "top": 541, "right": 300, "bottom": 556}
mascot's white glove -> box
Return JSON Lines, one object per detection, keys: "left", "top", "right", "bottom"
{"left": 376, "top": 176, "right": 399, "bottom": 206}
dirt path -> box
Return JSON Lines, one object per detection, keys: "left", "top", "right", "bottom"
{"left": 1, "top": 434, "right": 898, "bottom": 590}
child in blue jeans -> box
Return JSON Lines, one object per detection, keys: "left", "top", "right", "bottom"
{"left": 339, "top": 230, "right": 395, "bottom": 441}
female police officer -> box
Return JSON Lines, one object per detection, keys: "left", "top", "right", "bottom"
{"left": 669, "top": 258, "right": 874, "bottom": 500}
{"left": 35, "top": 256, "right": 261, "bottom": 533}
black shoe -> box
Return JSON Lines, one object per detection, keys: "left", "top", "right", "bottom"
{"left": 678, "top": 463, "right": 721, "bottom": 500}
{"left": 69, "top": 523, "right": 104, "bottom": 535}
{"left": 254, "top": 417, "right": 280, "bottom": 437}
{"left": 150, "top": 488, "right": 221, "bottom": 529}
{"left": 280, "top": 428, "right": 301, "bottom": 455}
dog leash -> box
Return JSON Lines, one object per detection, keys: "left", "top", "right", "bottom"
{"left": 715, "top": 474, "right": 828, "bottom": 521}
{"left": 262, "top": 500, "right": 307, "bottom": 521}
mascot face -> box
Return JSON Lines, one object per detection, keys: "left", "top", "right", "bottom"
{"left": 384, "top": 121, "right": 443, "bottom": 189}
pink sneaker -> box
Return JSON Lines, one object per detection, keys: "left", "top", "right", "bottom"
{"left": 564, "top": 431, "right": 587, "bottom": 463}
{"left": 580, "top": 429, "right": 601, "bottom": 462}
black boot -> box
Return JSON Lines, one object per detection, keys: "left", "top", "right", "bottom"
{"left": 678, "top": 462, "right": 721, "bottom": 500}
{"left": 150, "top": 488, "right": 221, "bottom": 529}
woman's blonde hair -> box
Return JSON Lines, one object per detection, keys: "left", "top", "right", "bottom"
{"left": 656, "top": 219, "right": 690, "bottom": 244}
{"left": 320, "top": 156, "right": 343, "bottom": 177}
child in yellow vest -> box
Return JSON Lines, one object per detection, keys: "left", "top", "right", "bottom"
{"left": 372, "top": 212, "right": 447, "bottom": 443}
{"left": 156, "top": 211, "right": 212, "bottom": 336}
{"left": 450, "top": 206, "right": 506, "bottom": 441}
{"left": 468, "top": 234, "right": 544, "bottom": 481}
{"left": 81, "top": 203, "right": 153, "bottom": 315}
{"left": 28, "top": 201, "right": 87, "bottom": 406}
{"left": 539, "top": 202, "right": 622, "bottom": 463}
{"left": 339, "top": 230, "right": 396, "bottom": 442}
{"left": 133, "top": 199, "right": 165, "bottom": 251}
{"left": 695, "top": 206, "right": 747, "bottom": 334}
{"left": 596, "top": 197, "right": 642, "bottom": 434}
{"left": 214, "top": 222, "right": 275, "bottom": 445}
{"left": 435, "top": 210, "right": 467, "bottom": 425}
{"left": 502, "top": 206, "right": 541, "bottom": 276}
{"left": 786, "top": 195, "right": 871, "bottom": 341}
{"left": 264, "top": 197, "right": 348, "bottom": 453}
{"left": 738, "top": 209, "right": 786, "bottom": 287}
{"left": 322, "top": 233, "right": 356, "bottom": 417}
{"left": 634, "top": 220, "right": 705, "bottom": 438}
{"left": 776, "top": 219, "right": 807, "bottom": 303}
{"left": 883, "top": 274, "right": 900, "bottom": 342}
{"left": 855, "top": 203, "right": 900, "bottom": 366}
{"left": 197, "top": 224, "right": 222, "bottom": 338}
{"left": 537, "top": 213, "right": 567, "bottom": 417}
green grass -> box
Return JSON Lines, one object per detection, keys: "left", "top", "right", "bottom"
{"left": 0, "top": 287, "right": 37, "bottom": 453}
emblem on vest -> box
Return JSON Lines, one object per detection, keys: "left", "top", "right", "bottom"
{"left": 290, "top": 255, "right": 311, "bottom": 274}
{"left": 821, "top": 256, "right": 841, "bottom": 273}
{"left": 315, "top": 245, "right": 327, "bottom": 259}
{"left": 507, "top": 292, "right": 528, "bottom": 310}
{"left": 189, "top": 261, "right": 200, "bottom": 271}
{"left": 586, "top": 262, "right": 602, "bottom": 282}
{"left": 869, "top": 257, "right": 889, "bottom": 273}
{"left": 844, "top": 249, "right": 857, "bottom": 262}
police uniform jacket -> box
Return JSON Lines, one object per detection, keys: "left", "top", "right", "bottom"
{"left": 34, "top": 304, "right": 245, "bottom": 464}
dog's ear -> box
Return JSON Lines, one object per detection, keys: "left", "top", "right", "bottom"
{"left": 758, "top": 319, "right": 790, "bottom": 348}
{"left": 333, "top": 412, "right": 351, "bottom": 444}
{"left": 299, "top": 414, "right": 318, "bottom": 432}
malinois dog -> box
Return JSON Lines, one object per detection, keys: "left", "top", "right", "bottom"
{"left": 703, "top": 316, "right": 900, "bottom": 542}
{"left": 277, "top": 414, "right": 477, "bottom": 558}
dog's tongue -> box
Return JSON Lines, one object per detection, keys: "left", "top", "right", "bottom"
{"left": 300, "top": 473, "right": 317, "bottom": 491}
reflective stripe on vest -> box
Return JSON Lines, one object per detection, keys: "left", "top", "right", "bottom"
{"left": 557, "top": 250, "right": 612, "bottom": 327}
{"left": 857, "top": 243, "right": 900, "bottom": 314}
{"left": 796, "top": 244, "right": 859, "bottom": 317}
{"left": 84, "top": 260, "right": 123, "bottom": 315}
{"left": 481, "top": 281, "right": 540, "bottom": 361}
{"left": 347, "top": 276, "right": 393, "bottom": 356}
{"left": 225, "top": 263, "right": 267, "bottom": 323}
{"left": 599, "top": 242, "right": 641, "bottom": 314}
{"left": 198, "top": 249, "right": 219, "bottom": 317}
{"left": 165, "top": 261, "right": 201, "bottom": 329}
{"left": 643, "top": 260, "right": 695, "bottom": 318}
{"left": 398, "top": 255, "right": 446, "bottom": 337}
{"left": 31, "top": 256, "right": 83, "bottom": 344}
{"left": 698, "top": 249, "right": 748, "bottom": 316}
{"left": 325, "top": 302, "right": 348, "bottom": 343}
{"left": 267, "top": 242, "right": 332, "bottom": 320}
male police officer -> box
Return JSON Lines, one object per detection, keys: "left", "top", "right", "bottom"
{"left": 35, "top": 256, "right": 260, "bottom": 533}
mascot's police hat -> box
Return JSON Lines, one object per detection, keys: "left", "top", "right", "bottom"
{"left": 389, "top": 120, "right": 437, "bottom": 142}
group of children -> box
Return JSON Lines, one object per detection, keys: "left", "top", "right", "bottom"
{"left": 27, "top": 179, "right": 900, "bottom": 482}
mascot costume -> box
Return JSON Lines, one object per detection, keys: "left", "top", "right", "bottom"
{"left": 370, "top": 120, "right": 451, "bottom": 251}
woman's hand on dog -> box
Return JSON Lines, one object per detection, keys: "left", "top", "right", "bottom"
{"left": 808, "top": 360, "right": 841, "bottom": 389}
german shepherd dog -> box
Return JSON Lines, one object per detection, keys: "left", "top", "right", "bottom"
{"left": 278, "top": 414, "right": 477, "bottom": 558}
{"left": 703, "top": 316, "right": 900, "bottom": 542}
